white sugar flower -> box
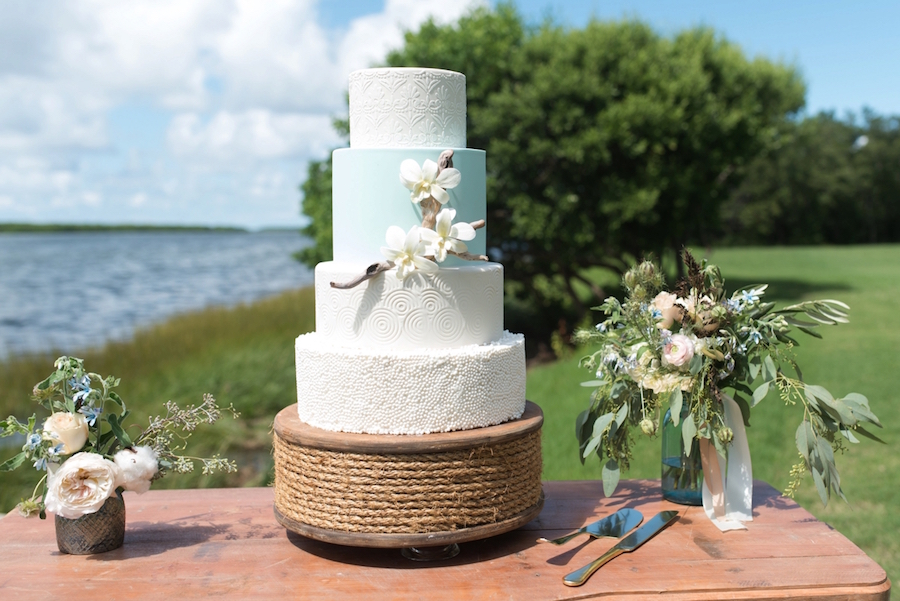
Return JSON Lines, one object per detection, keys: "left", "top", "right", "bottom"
{"left": 114, "top": 445, "right": 159, "bottom": 494}
{"left": 399, "top": 159, "right": 461, "bottom": 204}
{"left": 380, "top": 225, "right": 439, "bottom": 280}
{"left": 419, "top": 208, "right": 476, "bottom": 262}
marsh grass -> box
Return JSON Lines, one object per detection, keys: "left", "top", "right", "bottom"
{"left": 0, "top": 287, "right": 314, "bottom": 508}
{"left": 0, "top": 245, "right": 895, "bottom": 582}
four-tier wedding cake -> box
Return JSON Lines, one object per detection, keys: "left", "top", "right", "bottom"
{"left": 294, "top": 67, "right": 526, "bottom": 435}
{"left": 274, "top": 68, "right": 542, "bottom": 547}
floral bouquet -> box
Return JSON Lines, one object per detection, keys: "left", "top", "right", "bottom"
{"left": 575, "top": 252, "right": 882, "bottom": 508}
{"left": 0, "top": 356, "right": 237, "bottom": 519}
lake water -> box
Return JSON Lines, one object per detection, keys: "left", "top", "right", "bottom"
{"left": 0, "top": 231, "right": 313, "bottom": 358}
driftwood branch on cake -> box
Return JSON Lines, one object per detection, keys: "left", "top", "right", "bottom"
{"left": 330, "top": 261, "right": 395, "bottom": 289}
{"left": 448, "top": 251, "right": 489, "bottom": 262}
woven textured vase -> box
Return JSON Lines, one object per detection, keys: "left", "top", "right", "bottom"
{"left": 55, "top": 491, "right": 126, "bottom": 554}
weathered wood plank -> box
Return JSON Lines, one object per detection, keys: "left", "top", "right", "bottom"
{"left": 0, "top": 482, "right": 889, "bottom": 601}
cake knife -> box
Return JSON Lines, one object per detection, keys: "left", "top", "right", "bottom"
{"left": 537, "top": 508, "right": 642, "bottom": 545}
{"left": 563, "top": 510, "right": 680, "bottom": 587}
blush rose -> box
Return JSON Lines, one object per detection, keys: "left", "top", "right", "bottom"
{"left": 662, "top": 334, "right": 695, "bottom": 369}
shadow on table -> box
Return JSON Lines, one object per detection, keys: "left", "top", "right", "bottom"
{"left": 80, "top": 517, "right": 241, "bottom": 561}
{"left": 285, "top": 528, "right": 542, "bottom": 569}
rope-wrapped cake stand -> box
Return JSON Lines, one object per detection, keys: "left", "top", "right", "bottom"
{"left": 273, "top": 401, "right": 544, "bottom": 560}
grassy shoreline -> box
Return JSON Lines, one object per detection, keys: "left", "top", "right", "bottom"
{"left": 1, "top": 245, "right": 896, "bottom": 581}
{"left": 0, "top": 223, "right": 247, "bottom": 233}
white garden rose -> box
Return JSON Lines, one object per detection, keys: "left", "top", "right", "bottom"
{"left": 43, "top": 412, "right": 89, "bottom": 455}
{"left": 44, "top": 452, "right": 119, "bottom": 519}
{"left": 114, "top": 446, "right": 159, "bottom": 494}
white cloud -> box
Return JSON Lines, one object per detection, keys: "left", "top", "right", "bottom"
{"left": 0, "top": 0, "right": 485, "bottom": 227}
{"left": 167, "top": 110, "right": 341, "bottom": 163}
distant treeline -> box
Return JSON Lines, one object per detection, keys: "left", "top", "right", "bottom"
{"left": 0, "top": 224, "right": 247, "bottom": 233}
{"left": 720, "top": 111, "right": 900, "bottom": 245}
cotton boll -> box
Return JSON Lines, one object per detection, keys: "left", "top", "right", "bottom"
{"left": 114, "top": 446, "right": 159, "bottom": 494}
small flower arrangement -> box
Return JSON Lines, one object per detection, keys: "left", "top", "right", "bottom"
{"left": 575, "top": 252, "right": 882, "bottom": 505}
{"left": 0, "top": 356, "right": 238, "bottom": 519}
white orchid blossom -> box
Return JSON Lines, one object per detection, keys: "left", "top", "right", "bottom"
{"left": 399, "top": 159, "right": 461, "bottom": 204}
{"left": 419, "top": 208, "right": 477, "bottom": 262}
{"left": 380, "top": 225, "right": 439, "bottom": 280}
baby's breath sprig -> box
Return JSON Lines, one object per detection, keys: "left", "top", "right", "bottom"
{"left": 134, "top": 394, "right": 239, "bottom": 479}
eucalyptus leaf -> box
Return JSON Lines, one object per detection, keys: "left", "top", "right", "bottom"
{"left": 795, "top": 422, "right": 811, "bottom": 464}
{"left": 797, "top": 326, "right": 823, "bottom": 339}
{"left": 681, "top": 415, "right": 697, "bottom": 456}
{"left": 582, "top": 435, "right": 601, "bottom": 459}
{"left": 751, "top": 381, "right": 769, "bottom": 407}
{"left": 613, "top": 403, "right": 628, "bottom": 428}
{"left": 669, "top": 389, "right": 683, "bottom": 426}
{"left": 852, "top": 426, "right": 886, "bottom": 445}
{"left": 805, "top": 384, "right": 834, "bottom": 403}
{"left": 762, "top": 355, "right": 777, "bottom": 382}
{"left": 811, "top": 467, "right": 829, "bottom": 506}
{"left": 602, "top": 459, "right": 620, "bottom": 497}
{"left": 592, "top": 413, "right": 615, "bottom": 439}
{"left": 749, "top": 357, "right": 761, "bottom": 380}
{"left": 689, "top": 354, "right": 703, "bottom": 375}
{"left": 732, "top": 394, "right": 751, "bottom": 427}
{"left": 575, "top": 409, "right": 591, "bottom": 441}
{"left": 843, "top": 392, "right": 871, "bottom": 409}
{"left": 580, "top": 380, "right": 604, "bottom": 388}
{"left": 840, "top": 428, "right": 859, "bottom": 444}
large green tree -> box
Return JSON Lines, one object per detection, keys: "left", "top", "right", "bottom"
{"left": 298, "top": 5, "right": 805, "bottom": 339}
{"left": 722, "top": 111, "right": 900, "bottom": 245}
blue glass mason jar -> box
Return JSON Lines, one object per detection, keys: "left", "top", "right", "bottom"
{"left": 660, "top": 406, "right": 703, "bottom": 505}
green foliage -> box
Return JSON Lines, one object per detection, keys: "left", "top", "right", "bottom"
{"left": 722, "top": 111, "right": 900, "bottom": 245}
{"left": 297, "top": 4, "right": 805, "bottom": 343}
{"left": 573, "top": 253, "right": 881, "bottom": 503}
{"left": 479, "top": 22, "right": 803, "bottom": 315}
{"left": 296, "top": 157, "right": 334, "bottom": 266}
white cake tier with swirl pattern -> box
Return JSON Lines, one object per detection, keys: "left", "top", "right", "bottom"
{"left": 348, "top": 68, "right": 466, "bottom": 149}
{"left": 295, "top": 331, "right": 525, "bottom": 435}
{"left": 316, "top": 262, "right": 503, "bottom": 349}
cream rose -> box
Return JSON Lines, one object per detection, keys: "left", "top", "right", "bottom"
{"left": 652, "top": 292, "right": 684, "bottom": 329}
{"left": 43, "top": 412, "right": 89, "bottom": 455}
{"left": 662, "top": 334, "right": 695, "bottom": 368}
{"left": 114, "top": 446, "right": 159, "bottom": 494}
{"left": 44, "top": 452, "right": 119, "bottom": 519}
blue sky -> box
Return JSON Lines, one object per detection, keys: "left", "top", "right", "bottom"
{"left": 0, "top": 0, "right": 896, "bottom": 230}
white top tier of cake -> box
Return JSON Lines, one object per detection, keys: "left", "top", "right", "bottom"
{"left": 348, "top": 68, "right": 466, "bottom": 149}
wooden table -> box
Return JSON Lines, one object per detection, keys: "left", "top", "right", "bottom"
{"left": 0, "top": 480, "right": 889, "bottom": 600}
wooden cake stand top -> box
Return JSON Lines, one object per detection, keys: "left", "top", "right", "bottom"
{"left": 273, "top": 400, "right": 543, "bottom": 453}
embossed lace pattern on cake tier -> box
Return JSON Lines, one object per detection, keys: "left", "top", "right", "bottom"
{"left": 316, "top": 263, "right": 504, "bottom": 349}
{"left": 348, "top": 68, "right": 466, "bottom": 149}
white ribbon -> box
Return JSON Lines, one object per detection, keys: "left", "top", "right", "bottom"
{"left": 701, "top": 393, "right": 753, "bottom": 531}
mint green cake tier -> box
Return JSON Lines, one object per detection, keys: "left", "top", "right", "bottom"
{"left": 332, "top": 147, "right": 486, "bottom": 265}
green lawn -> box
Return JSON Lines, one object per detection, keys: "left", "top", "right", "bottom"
{"left": 0, "top": 245, "right": 895, "bottom": 582}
